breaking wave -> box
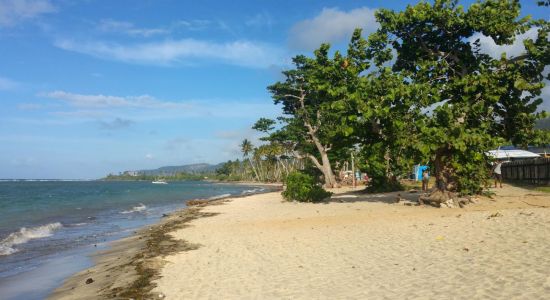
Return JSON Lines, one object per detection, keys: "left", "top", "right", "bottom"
{"left": 0, "top": 222, "right": 63, "bottom": 256}
{"left": 241, "top": 188, "right": 265, "bottom": 195}
{"left": 121, "top": 203, "right": 147, "bottom": 214}
{"left": 208, "top": 194, "right": 232, "bottom": 200}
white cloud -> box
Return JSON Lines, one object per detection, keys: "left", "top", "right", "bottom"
{"left": 37, "top": 90, "right": 280, "bottom": 123}
{"left": 97, "top": 19, "right": 168, "bottom": 37}
{"left": 245, "top": 12, "right": 273, "bottom": 29}
{"left": 17, "top": 103, "right": 43, "bottom": 110}
{"left": 54, "top": 38, "right": 285, "bottom": 68}
{"left": 145, "top": 153, "right": 154, "bottom": 159}
{"left": 0, "top": 0, "right": 55, "bottom": 27}
{"left": 289, "top": 7, "right": 378, "bottom": 50}
{"left": 0, "top": 76, "right": 19, "bottom": 90}
{"left": 215, "top": 128, "right": 256, "bottom": 140}
{"left": 42, "top": 90, "right": 191, "bottom": 109}
{"left": 469, "top": 27, "right": 541, "bottom": 59}
{"left": 172, "top": 19, "right": 213, "bottom": 31}
{"left": 99, "top": 118, "right": 134, "bottom": 130}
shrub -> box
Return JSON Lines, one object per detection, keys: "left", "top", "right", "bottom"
{"left": 282, "top": 171, "right": 332, "bottom": 202}
{"left": 365, "top": 176, "right": 404, "bottom": 193}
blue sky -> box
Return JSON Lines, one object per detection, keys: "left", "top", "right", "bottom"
{"left": 0, "top": 0, "right": 548, "bottom": 179}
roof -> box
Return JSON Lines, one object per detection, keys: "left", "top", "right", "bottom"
{"left": 486, "top": 149, "right": 540, "bottom": 159}
{"left": 493, "top": 145, "right": 550, "bottom": 154}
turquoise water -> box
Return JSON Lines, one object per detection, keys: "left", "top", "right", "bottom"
{"left": 0, "top": 180, "right": 269, "bottom": 299}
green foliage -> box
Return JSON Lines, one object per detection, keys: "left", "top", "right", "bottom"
{"left": 259, "top": 0, "right": 549, "bottom": 196}
{"left": 365, "top": 176, "right": 404, "bottom": 193}
{"left": 266, "top": 29, "right": 372, "bottom": 187}
{"left": 282, "top": 171, "right": 332, "bottom": 202}
{"left": 252, "top": 118, "right": 276, "bottom": 134}
{"left": 369, "top": 0, "right": 549, "bottom": 195}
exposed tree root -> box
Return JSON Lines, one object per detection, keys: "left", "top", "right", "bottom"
{"left": 418, "top": 190, "right": 475, "bottom": 208}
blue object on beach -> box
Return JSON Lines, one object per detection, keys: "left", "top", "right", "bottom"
{"left": 415, "top": 165, "right": 429, "bottom": 181}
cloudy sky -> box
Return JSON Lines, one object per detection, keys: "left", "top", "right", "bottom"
{"left": 0, "top": 0, "right": 547, "bottom": 179}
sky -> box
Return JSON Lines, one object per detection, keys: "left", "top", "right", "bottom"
{"left": 0, "top": 0, "right": 548, "bottom": 179}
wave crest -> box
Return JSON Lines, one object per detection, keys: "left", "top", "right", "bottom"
{"left": 0, "top": 222, "right": 63, "bottom": 256}
{"left": 208, "top": 194, "right": 231, "bottom": 200}
{"left": 121, "top": 203, "right": 147, "bottom": 214}
{"left": 241, "top": 188, "right": 265, "bottom": 195}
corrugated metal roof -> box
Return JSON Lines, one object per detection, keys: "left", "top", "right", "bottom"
{"left": 486, "top": 149, "right": 540, "bottom": 159}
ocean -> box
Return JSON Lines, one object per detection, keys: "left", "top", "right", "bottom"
{"left": 0, "top": 180, "right": 269, "bottom": 299}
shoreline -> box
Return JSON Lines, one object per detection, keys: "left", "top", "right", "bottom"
{"left": 49, "top": 199, "right": 228, "bottom": 299}
{"left": 48, "top": 187, "right": 281, "bottom": 300}
{"left": 50, "top": 185, "right": 550, "bottom": 299}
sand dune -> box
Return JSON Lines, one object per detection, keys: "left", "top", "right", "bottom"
{"left": 154, "top": 185, "right": 550, "bottom": 299}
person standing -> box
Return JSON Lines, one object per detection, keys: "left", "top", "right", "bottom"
{"left": 493, "top": 161, "right": 503, "bottom": 188}
{"left": 422, "top": 169, "right": 429, "bottom": 192}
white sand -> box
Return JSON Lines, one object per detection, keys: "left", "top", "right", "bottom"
{"left": 154, "top": 186, "right": 550, "bottom": 299}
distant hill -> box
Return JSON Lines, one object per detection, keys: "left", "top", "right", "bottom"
{"left": 138, "top": 163, "right": 223, "bottom": 176}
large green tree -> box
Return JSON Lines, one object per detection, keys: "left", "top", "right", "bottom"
{"left": 370, "top": 0, "right": 549, "bottom": 196}
{"left": 267, "top": 30, "right": 370, "bottom": 188}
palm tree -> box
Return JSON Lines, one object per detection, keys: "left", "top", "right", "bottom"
{"left": 241, "top": 139, "right": 260, "bottom": 181}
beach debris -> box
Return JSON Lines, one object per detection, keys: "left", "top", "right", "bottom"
{"left": 85, "top": 278, "right": 94, "bottom": 284}
{"left": 161, "top": 213, "right": 169, "bottom": 218}
{"left": 519, "top": 212, "right": 534, "bottom": 216}
{"left": 435, "top": 235, "right": 445, "bottom": 241}
{"left": 186, "top": 199, "right": 209, "bottom": 206}
{"left": 395, "top": 194, "right": 404, "bottom": 203}
{"left": 456, "top": 214, "right": 461, "bottom": 218}
{"left": 487, "top": 212, "right": 503, "bottom": 219}
{"left": 440, "top": 199, "right": 456, "bottom": 208}
{"left": 462, "top": 247, "right": 469, "bottom": 252}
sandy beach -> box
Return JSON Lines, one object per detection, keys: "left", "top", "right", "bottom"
{"left": 52, "top": 185, "right": 550, "bottom": 299}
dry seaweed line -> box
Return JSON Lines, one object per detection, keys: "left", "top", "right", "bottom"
{"left": 103, "top": 206, "right": 221, "bottom": 299}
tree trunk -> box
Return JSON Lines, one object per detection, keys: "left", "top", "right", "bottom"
{"left": 419, "top": 147, "right": 457, "bottom": 207}
{"left": 248, "top": 158, "right": 261, "bottom": 182}
{"left": 305, "top": 150, "right": 337, "bottom": 188}
{"left": 320, "top": 151, "right": 337, "bottom": 188}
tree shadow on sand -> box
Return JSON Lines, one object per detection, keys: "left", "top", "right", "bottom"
{"left": 328, "top": 188, "right": 422, "bottom": 205}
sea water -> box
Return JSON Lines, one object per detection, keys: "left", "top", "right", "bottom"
{"left": 0, "top": 180, "right": 268, "bottom": 299}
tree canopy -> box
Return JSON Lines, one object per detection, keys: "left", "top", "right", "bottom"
{"left": 255, "top": 0, "right": 549, "bottom": 200}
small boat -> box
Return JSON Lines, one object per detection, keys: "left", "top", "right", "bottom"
{"left": 152, "top": 179, "right": 168, "bottom": 184}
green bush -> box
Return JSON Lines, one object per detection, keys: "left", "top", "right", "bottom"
{"left": 282, "top": 171, "right": 332, "bottom": 202}
{"left": 365, "top": 176, "right": 404, "bottom": 193}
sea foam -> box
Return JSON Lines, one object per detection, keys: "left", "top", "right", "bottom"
{"left": 208, "top": 194, "right": 232, "bottom": 200}
{"left": 0, "top": 222, "right": 63, "bottom": 256}
{"left": 241, "top": 188, "right": 265, "bottom": 195}
{"left": 120, "top": 203, "right": 147, "bottom": 214}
